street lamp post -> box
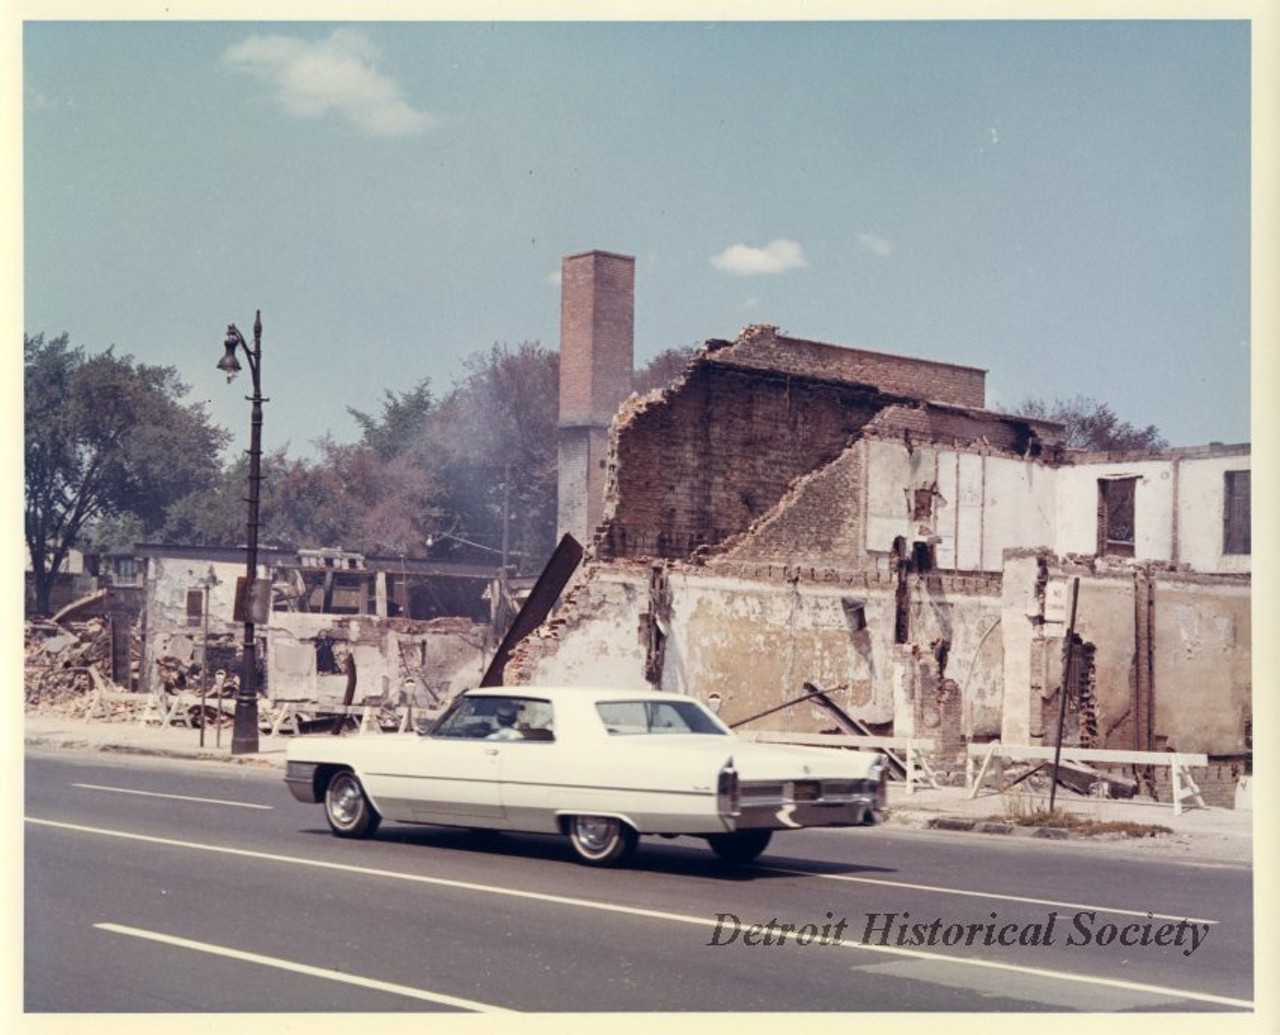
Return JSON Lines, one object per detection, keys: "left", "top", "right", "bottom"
{"left": 218, "top": 310, "right": 266, "bottom": 755}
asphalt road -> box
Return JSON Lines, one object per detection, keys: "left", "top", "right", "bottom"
{"left": 24, "top": 748, "right": 1254, "bottom": 1014}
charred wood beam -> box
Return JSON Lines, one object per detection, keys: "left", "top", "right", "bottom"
{"left": 479, "top": 534, "right": 583, "bottom": 687}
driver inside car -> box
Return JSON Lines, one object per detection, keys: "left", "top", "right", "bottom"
{"left": 487, "top": 700, "right": 524, "bottom": 740}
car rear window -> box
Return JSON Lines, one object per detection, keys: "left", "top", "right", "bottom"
{"left": 596, "top": 699, "right": 728, "bottom": 736}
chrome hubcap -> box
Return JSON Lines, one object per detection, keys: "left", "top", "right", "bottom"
{"left": 331, "top": 780, "right": 360, "bottom": 823}
{"left": 575, "top": 817, "right": 615, "bottom": 851}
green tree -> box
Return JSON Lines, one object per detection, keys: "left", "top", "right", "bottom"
{"left": 1014, "top": 395, "right": 1168, "bottom": 452}
{"left": 24, "top": 333, "right": 228, "bottom": 614}
{"left": 161, "top": 453, "right": 275, "bottom": 548}
{"left": 348, "top": 378, "right": 435, "bottom": 460}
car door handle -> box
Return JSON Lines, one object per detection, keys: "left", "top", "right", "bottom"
{"left": 484, "top": 748, "right": 499, "bottom": 756}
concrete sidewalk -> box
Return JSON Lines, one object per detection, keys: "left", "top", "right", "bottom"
{"left": 24, "top": 711, "right": 1254, "bottom": 865}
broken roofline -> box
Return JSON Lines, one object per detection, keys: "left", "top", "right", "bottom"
{"left": 131, "top": 542, "right": 500, "bottom": 580}
{"left": 710, "top": 326, "right": 988, "bottom": 379}
{"left": 689, "top": 352, "right": 1068, "bottom": 451}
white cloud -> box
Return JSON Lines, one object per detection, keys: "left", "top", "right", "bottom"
{"left": 545, "top": 270, "right": 562, "bottom": 286}
{"left": 711, "top": 239, "right": 808, "bottom": 276}
{"left": 856, "top": 233, "right": 893, "bottom": 257}
{"left": 224, "top": 29, "right": 433, "bottom": 137}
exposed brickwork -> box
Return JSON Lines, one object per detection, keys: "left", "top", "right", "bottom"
{"left": 716, "top": 445, "right": 869, "bottom": 567}
{"left": 558, "top": 251, "right": 635, "bottom": 426}
{"left": 864, "top": 404, "right": 1053, "bottom": 452}
{"left": 558, "top": 250, "right": 635, "bottom": 543}
{"left": 598, "top": 362, "right": 891, "bottom": 560}
{"left": 708, "top": 325, "right": 987, "bottom": 409}
{"left": 1151, "top": 761, "right": 1245, "bottom": 809}
{"left": 597, "top": 332, "right": 1053, "bottom": 563}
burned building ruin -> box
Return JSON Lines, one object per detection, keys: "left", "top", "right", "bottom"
{"left": 516, "top": 255, "right": 1251, "bottom": 800}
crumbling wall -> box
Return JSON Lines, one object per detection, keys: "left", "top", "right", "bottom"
{"left": 266, "top": 612, "right": 488, "bottom": 707}
{"left": 141, "top": 556, "right": 245, "bottom": 692}
{"left": 1002, "top": 554, "right": 1250, "bottom": 758}
{"left": 597, "top": 359, "right": 890, "bottom": 561}
{"left": 505, "top": 568, "right": 651, "bottom": 688}
{"left": 715, "top": 445, "right": 869, "bottom": 569}
{"left": 509, "top": 561, "right": 1006, "bottom": 747}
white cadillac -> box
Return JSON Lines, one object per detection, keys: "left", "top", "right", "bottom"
{"left": 284, "top": 686, "right": 887, "bottom": 866}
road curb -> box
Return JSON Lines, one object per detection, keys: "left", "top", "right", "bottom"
{"left": 25, "top": 735, "right": 282, "bottom": 768}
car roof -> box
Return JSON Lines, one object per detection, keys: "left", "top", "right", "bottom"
{"left": 462, "top": 686, "right": 688, "bottom": 705}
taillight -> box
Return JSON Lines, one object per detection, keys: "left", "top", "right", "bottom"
{"left": 717, "top": 758, "right": 740, "bottom": 817}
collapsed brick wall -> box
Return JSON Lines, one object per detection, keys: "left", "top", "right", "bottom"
{"left": 714, "top": 445, "right": 869, "bottom": 568}
{"left": 598, "top": 362, "right": 892, "bottom": 560}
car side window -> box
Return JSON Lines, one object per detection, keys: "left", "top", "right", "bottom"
{"left": 430, "top": 696, "right": 555, "bottom": 742}
{"left": 596, "top": 700, "right": 728, "bottom": 735}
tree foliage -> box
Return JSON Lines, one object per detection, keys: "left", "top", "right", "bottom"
{"left": 1014, "top": 395, "right": 1168, "bottom": 452}
{"left": 427, "top": 341, "right": 560, "bottom": 572}
{"left": 633, "top": 345, "right": 696, "bottom": 396}
{"left": 348, "top": 378, "right": 434, "bottom": 460}
{"left": 27, "top": 328, "right": 703, "bottom": 600}
{"left": 24, "top": 333, "right": 227, "bottom": 614}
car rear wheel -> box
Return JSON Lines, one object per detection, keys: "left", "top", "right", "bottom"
{"left": 567, "top": 815, "right": 637, "bottom": 866}
{"left": 707, "top": 829, "right": 772, "bottom": 864}
{"left": 324, "top": 770, "right": 381, "bottom": 839}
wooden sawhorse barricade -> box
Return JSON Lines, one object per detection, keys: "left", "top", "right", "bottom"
{"left": 736, "top": 731, "right": 939, "bottom": 794}
{"left": 262, "top": 700, "right": 414, "bottom": 737}
{"left": 965, "top": 743, "right": 1210, "bottom": 815}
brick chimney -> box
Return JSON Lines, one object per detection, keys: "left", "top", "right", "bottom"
{"left": 557, "top": 250, "right": 635, "bottom": 545}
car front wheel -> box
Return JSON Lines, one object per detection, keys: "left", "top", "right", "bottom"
{"left": 324, "top": 770, "right": 381, "bottom": 839}
{"left": 567, "top": 815, "right": 637, "bottom": 866}
{"left": 706, "top": 829, "right": 772, "bottom": 864}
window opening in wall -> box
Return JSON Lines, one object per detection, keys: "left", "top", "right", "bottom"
{"left": 912, "top": 540, "right": 934, "bottom": 572}
{"left": 912, "top": 488, "right": 933, "bottom": 521}
{"left": 1097, "top": 477, "right": 1137, "bottom": 558}
{"left": 185, "top": 589, "right": 204, "bottom": 627}
{"left": 1223, "top": 469, "right": 1250, "bottom": 555}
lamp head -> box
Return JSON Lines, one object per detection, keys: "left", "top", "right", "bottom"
{"left": 217, "top": 327, "right": 242, "bottom": 383}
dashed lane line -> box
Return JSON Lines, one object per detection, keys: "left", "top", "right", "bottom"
{"left": 94, "top": 922, "right": 512, "bottom": 1012}
{"left": 28, "top": 817, "right": 1252, "bottom": 1011}
{"left": 72, "top": 782, "right": 274, "bottom": 810}
{"left": 758, "top": 865, "right": 1217, "bottom": 925}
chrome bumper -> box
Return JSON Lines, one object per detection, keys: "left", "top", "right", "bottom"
{"left": 284, "top": 761, "right": 321, "bottom": 803}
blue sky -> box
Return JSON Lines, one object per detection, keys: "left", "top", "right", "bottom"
{"left": 21, "top": 14, "right": 1259, "bottom": 458}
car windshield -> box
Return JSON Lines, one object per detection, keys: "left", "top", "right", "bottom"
{"left": 596, "top": 699, "right": 729, "bottom": 736}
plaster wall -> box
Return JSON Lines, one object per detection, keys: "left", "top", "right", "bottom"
{"left": 1066, "top": 576, "right": 1139, "bottom": 748}
{"left": 517, "top": 564, "right": 1006, "bottom": 745}
{"left": 1151, "top": 578, "right": 1251, "bottom": 753}
{"left": 865, "top": 442, "right": 1056, "bottom": 573}
{"left": 141, "top": 556, "right": 247, "bottom": 691}
{"left": 142, "top": 555, "right": 487, "bottom": 704}
{"left": 999, "top": 554, "right": 1043, "bottom": 745}
{"left": 264, "top": 612, "right": 488, "bottom": 706}
{"left": 978, "top": 458, "right": 1057, "bottom": 569}
{"left": 1053, "top": 460, "right": 1175, "bottom": 560}
{"left": 511, "top": 570, "right": 650, "bottom": 689}
{"left": 1175, "top": 455, "right": 1251, "bottom": 574}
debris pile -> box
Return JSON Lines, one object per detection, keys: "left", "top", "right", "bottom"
{"left": 24, "top": 617, "right": 126, "bottom": 716}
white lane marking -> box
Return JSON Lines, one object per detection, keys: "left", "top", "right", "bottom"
{"left": 29, "top": 817, "right": 1251, "bottom": 1010}
{"left": 759, "top": 866, "right": 1217, "bottom": 926}
{"left": 72, "top": 783, "right": 273, "bottom": 810}
{"left": 94, "top": 923, "right": 511, "bottom": 1013}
